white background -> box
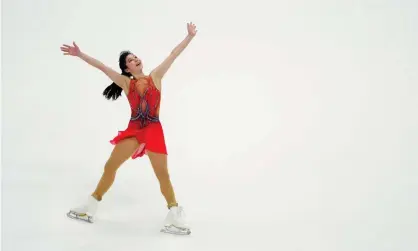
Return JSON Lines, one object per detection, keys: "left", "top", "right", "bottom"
{"left": 2, "top": 0, "right": 418, "bottom": 250}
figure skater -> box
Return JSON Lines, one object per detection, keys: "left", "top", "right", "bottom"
{"left": 60, "top": 22, "right": 197, "bottom": 235}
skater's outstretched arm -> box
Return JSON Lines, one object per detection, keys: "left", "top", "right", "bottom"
{"left": 151, "top": 22, "right": 197, "bottom": 85}
{"left": 60, "top": 42, "right": 130, "bottom": 90}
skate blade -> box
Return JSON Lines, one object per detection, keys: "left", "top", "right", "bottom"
{"left": 160, "top": 225, "right": 191, "bottom": 235}
{"left": 67, "top": 211, "right": 94, "bottom": 223}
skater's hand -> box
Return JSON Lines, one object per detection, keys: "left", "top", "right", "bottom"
{"left": 187, "top": 22, "right": 197, "bottom": 37}
{"left": 60, "top": 42, "right": 81, "bottom": 57}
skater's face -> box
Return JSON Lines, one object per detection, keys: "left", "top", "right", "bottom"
{"left": 125, "top": 54, "right": 143, "bottom": 73}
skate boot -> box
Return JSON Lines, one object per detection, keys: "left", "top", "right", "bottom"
{"left": 67, "top": 196, "right": 98, "bottom": 223}
{"left": 160, "top": 206, "right": 191, "bottom": 235}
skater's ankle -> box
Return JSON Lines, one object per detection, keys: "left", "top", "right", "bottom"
{"left": 167, "top": 202, "right": 178, "bottom": 209}
{"left": 91, "top": 194, "right": 102, "bottom": 201}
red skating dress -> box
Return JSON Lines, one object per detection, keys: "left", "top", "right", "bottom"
{"left": 110, "top": 76, "right": 167, "bottom": 159}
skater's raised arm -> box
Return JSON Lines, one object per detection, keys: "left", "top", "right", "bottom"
{"left": 60, "top": 42, "right": 130, "bottom": 90}
{"left": 151, "top": 22, "right": 197, "bottom": 85}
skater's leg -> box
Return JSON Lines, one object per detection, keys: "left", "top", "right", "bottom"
{"left": 147, "top": 151, "right": 178, "bottom": 208}
{"left": 92, "top": 137, "right": 140, "bottom": 201}
{"left": 147, "top": 151, "right": 190, "bottom": 234}
{"left": 67, "top": 137, "right": 139, "bottom": 223}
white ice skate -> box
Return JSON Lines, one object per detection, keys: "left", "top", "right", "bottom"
{"left": 160, "top": 206, "right": 191, "bottom": 235}
{"left": 67, "top": 196, "right": 98, "bottom": 223}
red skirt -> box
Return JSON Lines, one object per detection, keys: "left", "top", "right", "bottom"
{"left": 110, "top": 122, "right": 167, "bottom": 159}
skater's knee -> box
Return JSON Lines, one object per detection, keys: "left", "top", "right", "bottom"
{"left": 155, "top": 169, "right": 170, "bottom": 182}
{"left": 104, "top": 158, "right": 123, "bottom": 173}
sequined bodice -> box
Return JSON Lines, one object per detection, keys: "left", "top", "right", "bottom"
{"left": 127, "top": 76, "right": 161, "bottom": 129}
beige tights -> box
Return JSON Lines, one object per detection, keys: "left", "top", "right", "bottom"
{"left": 91, "top": 137, "right": 178, "bottom": 208}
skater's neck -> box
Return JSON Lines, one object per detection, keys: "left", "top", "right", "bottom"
{"left": 132, "top": 72, "right": 146, "bottom": 79}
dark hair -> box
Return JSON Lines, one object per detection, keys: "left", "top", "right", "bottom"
{"left": 102, "top": 50, "right": 133, "bottom": 100}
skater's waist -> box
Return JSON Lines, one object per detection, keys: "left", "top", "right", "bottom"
{"left": 127, "top": 120, "right": 161, "bottom": 129}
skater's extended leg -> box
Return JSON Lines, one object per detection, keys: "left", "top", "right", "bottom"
{"left": 92, "top": 137, "right": 140, "bottom": 201}
{"left": 68, "top": 137, "right": 140, "bottom": 223}
{"left": 147, "top": 151, "right": 191, "bottom": 235}
{"left": 147, "top": 151, "right": 178, "bottom": 208}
